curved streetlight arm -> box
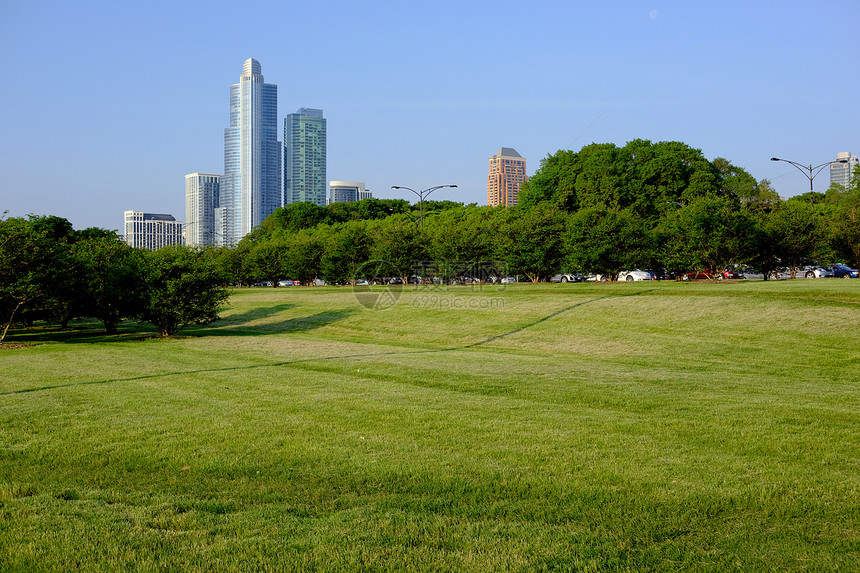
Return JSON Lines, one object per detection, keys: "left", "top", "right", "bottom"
{"left": 391, "top": 185, "right": 419, "bottom": 199}
{"left": 391, "top": 184, "right": 457, "bottom": 197}
{"left": 770, "top": 156, "right": 849, "bottom": 225}
{"left": 391, "top": 184, "right": 458, "bottom": 230}
{"left": 771, "top": 157, "right": 848, "bottom": 184}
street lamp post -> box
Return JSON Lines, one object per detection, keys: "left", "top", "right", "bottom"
{"left": 770, "top": 157, "right": 848, "bottom": 220}
{"left": 390, "top": 184, "right": 458, "bottom": 230}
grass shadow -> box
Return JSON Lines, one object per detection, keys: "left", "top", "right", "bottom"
{"left": 216, "top": 303, "right": 295, "bottom": 327}
{"left": 3, "top": 320, "right": 157, "bottom": 344}
{"left": 204, "top": 308, "right": 358, "bottom": 336}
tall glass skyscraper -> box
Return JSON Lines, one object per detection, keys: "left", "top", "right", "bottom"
{"left": 219, "top": 58, "right": 281, "bottom": 245}
{"left": 284, "top": 108, "right": 327, "bottom": 207}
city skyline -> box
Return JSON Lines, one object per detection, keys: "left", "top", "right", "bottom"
{"left": 1, "top": 1, "right": 858, "bottom": 232}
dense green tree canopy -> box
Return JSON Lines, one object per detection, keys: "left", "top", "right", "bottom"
{"left": 137, "top": 246, "right": 229, "bottom": 337}
{"left": 565, "top": 207, "right": 653, "bottom": 280}
{"left": 499, "top": 205, "right": 567, "bottom": 283}
{"left": 71, "top": 236, "right": 144, "bottom": 333}
{"left": 0, "top": 215, "right": 74, "bottom": 342}
{"left": 520, "top": 139, "right": 740, "bottom": 221}
{"left": 658, "top": 196, "right": 757, "bottom": 278}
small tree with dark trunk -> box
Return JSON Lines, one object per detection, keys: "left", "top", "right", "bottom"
{"left": 137, "top": 246, "right": 229, "bottom": 337}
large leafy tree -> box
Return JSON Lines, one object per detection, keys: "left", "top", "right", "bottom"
{"left": 325, "top": 198, "right": 412, "bottom": 222}
{"left": 320, "top": 220, "right": 371, "bottom": 285}
{"left": 424, "top": 207, "right": 504, "bottom": 261}
{"left": 766, "top": 199, "right": 823, "bottom": 277}
{"left": 499, "top": 205, "right": 567, "bottom": 283}
{"left": 264, "top": 202, "right": 332, "bottom": 234}
{"left": 248, "top": 236, "right": 289, "bottom": 286}
{"left": 137, "top": 246, "right": 229, "bottom": 337}
{"left": 281, "top": 230, "right": 323, "bottom": 285}
{"left": 519, "top": 149, "right": 580, "bottom": 211}
{"left": 369, "top": 215, "right": 427, "bottom": 282}
{"left": 565, "top": 207, "right": 653, "bottom": 281}
{"left": 217, "top": 243, "right": 255, "bottom": 287}
{"left": 520, "top": 140, "right": 719, "bottom": 222}
{"left": 659, "top": 196, "right": 757, "bottom": 278}
{"left": 71, "top": 236, "right": 144, "bottom": 333}
{"left": 0, "top": 215, "right": 73, "bottom": 342}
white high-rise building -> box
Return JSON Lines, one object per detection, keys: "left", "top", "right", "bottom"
{"left": 220, "top": 58, "right": 281, "bottom": 246}
{"left": 123, "top": 211, "right": 184, "bottom": 250}
{"left": 185, "top": 173, "right": 220, "bottom": 247}
{"left": 831, "top": 151, "right": 858, "bottom": 190}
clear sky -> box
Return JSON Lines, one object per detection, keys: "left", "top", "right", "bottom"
{"left": 1, "top": 0, "right": 857, "bottom": 231}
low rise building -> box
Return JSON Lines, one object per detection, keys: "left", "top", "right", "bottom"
{"left": 123, "top": 211, "right": 184, "bottom": 250}
{"left": 329, "top": 181, "right": 372, "bottom": 203}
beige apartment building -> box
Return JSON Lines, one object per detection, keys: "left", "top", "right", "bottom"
{"left": 487, "top": 147, "right": 526, "bottom": 207}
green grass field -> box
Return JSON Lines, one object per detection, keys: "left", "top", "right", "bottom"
{"left": 2, "top": 280, "right": 859, "bottom": 571}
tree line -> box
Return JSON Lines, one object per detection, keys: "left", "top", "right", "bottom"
{"left": 0, "top": 217, "right": 227, "bottom": 342}
{"left": 3, "top": 139, "right": 858, "bottom": 340}
{"left": 236, "top": 140, "right": 860, "bottom": 285}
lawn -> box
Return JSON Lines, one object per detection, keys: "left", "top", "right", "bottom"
{"left": 1, "top": 280, "right": 859, "bottom": 571}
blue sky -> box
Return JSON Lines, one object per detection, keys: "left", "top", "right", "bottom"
{"left": 1, "top": 0, "right": 857, "bottom": 231}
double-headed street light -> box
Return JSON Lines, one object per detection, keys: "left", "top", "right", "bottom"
{"left": 770, "top": 156, "right": 848, "bottom": 219}
{"left": 390, "top": 184, "right": 457, "bottom": 230}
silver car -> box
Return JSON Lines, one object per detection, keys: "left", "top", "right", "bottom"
{"left": 801, "top": 266, "right": 833, "bottom": 279}
{"left": 549, "top": 273, "right": 583, "bottom": 283}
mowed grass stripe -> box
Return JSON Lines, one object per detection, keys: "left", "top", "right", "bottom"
{"left": 1, "top": 281, "right": 859, "bottom": 571}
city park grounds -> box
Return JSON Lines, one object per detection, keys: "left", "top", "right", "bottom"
{"left": 1, "top": 279, "right": 859, "bottom": 572}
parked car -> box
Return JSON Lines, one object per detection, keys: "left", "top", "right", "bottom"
{"left": 549, "top": 273, "right": 583, "bottom": 283}
{"left": 831, "top": 263, "right": 859, "bottom": 278}
{"left": 718, "top": 267, "right": 745, "bottom": 280}
{"left": 449, "top": 276, "right": 481, "bottom": 285}
{"left": 650, "top": 269, "right": 677, "bottom": 281}
{"left": 278, "top": 280, "right": 295, "bottom": 286}
{"left": 488, "top": 275, "right": 518, "bottom": 283}
{"left": 800, "top": 266, "right": 833, "bottom": 279}
{"left": 617, "top": 270, "right": 652, "bottom": 282}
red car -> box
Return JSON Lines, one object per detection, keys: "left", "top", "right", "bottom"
{"left": 683, "top": 268, "right": 745, "bottom": 280}
{"left": 719, "top": 267, "right": 745, "bottom": 280}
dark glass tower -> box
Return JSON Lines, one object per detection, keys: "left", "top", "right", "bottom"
{"left": 284, "top": 108, "right": 327, "bottom": 207}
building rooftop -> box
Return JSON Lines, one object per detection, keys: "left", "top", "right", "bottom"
{"left": 243, "top": 58, "right": 261, "bottom": 75}
{"left": 493, "top": 147, "right": 523, "bottom": 158}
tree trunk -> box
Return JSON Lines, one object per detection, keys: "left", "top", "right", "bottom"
{"left": 0, "top": 300, "right": 26, "bottom": 344}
